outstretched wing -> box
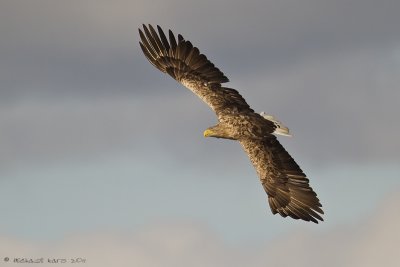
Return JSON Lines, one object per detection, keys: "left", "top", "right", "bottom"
{"left": 139, "top": 24, "right": 253, "bottom": 115}
{"left": 240, "top": 136, "right": 324, "bottom": 223}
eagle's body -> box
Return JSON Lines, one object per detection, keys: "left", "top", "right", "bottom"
{"left": 139, "top": 25, "right": 324, "bottom": 223}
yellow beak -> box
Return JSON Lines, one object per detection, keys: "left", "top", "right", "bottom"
{"left": 203, "top": 129, "right": 213, "bottom": 137}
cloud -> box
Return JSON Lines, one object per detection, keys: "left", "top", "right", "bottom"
{"left": 2, "top": 0, "right": 400, "bottom": 99}
{"left": 1, "top": 190, "right": 399, "bottom": 267}
{"left": 0, "top": 93, "right": 211, "bottom": 170}
{"left": 243, "top": 46, "right": 400, "bottom": 164}
{"left": 1, "top": 0, "right": 400, "bottom": 166}
{"left": 2, "top": 44, "right": 399, "bottom": 171}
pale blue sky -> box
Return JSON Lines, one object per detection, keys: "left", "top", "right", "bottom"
{"left": 1, "top": 155, "right": 399, "bottom": 243}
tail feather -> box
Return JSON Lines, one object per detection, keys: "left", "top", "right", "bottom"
{"left": 260, "top": 112, "right": 292, "bottom": 137}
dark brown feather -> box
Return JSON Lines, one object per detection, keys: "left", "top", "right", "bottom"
{"left": 240, "top": 136, "right": 324, "bottom": 223}
{"left": 139, "top": 24, "right": 249, "bottom": 115}
{"left": 157, "top": 25, "right": 170, "bottom": 51}
{"left": 168, "top": 29, "right": 177, "bottom": 50}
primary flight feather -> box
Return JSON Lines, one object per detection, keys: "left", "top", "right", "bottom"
{"left": 139, "top": 24, "right": 324, "bottom": 223}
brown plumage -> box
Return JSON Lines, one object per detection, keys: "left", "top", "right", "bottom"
{"left": 139, "top": 24, "right": 324, "bottom": 223}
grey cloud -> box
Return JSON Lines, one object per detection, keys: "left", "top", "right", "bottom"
{"left": 242, "top": 47, "right": 400, "bottom": 164}
{"left": 2, "top": 0, "right": 400, "bottom": 99}
{"left": 0, "top": 95, "right": 183, "bottom": 168}
{"left": 1, "top": 48, "right": 399, "bottom": 170}
{"left": 1, "top": 0, "right": 400, "bottom": 167}
{"left": 0, "top": 92, "right": 229, "bottom": 172}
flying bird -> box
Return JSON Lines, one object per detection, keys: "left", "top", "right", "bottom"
{"left": 139, "top": 24, "right": 324, "bottom": 223}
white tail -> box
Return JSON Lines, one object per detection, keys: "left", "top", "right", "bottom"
{"left": 260, "top": 112, "right": 292, "bottom": 137}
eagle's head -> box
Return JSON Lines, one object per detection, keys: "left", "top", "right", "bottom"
{"left": 203, "top": 124, "right": 235, "bottom": 140}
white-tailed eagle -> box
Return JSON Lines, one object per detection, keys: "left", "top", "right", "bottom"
{"left": 139, "top": 24, "right": 323, "bottom": 223}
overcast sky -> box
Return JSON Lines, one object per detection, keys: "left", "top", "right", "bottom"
{"left": 1, "top": 1, "right": 399, "bottom": 266}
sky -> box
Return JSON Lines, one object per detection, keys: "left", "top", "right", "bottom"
{"left": 1, "top": 0, "right": 400, "bottom": 266}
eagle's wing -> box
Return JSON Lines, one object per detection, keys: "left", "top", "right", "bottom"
{"left": 139, "top": 24, "right": 254, "bottom": 115}
{"left": 240, "top": 136, "right": 324, "bottom": 223}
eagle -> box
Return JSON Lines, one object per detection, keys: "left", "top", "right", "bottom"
{"left": 139, "top": 24, "right": 324, "bottom": 223}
